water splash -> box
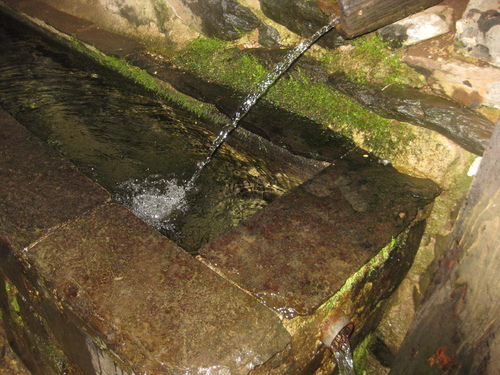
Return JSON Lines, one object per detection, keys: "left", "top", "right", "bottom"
{"left": 118, "top": 18, "right": 339, "bottom": 226}
{"left": 115, "top": 176, "right": 189, "bottom": 230}
{"left": 189, "top": 17, "right": 340, "bottom": 185}
{"left": 333, "top": 341, "right": 356, "bottom": 375}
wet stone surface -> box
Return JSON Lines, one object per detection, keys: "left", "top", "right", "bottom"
{"left": 260, "top": 0, "right": 346, "bottom": 48}
{"left": 0, "top": 107, "right": 110, "bottom": 250}
{"left": 200, "top": 150, "right": 441, "bottom": 318}
{"left": 330, "top": 73, "right": 495, "bottom": 155}
{"left": 128, "top": 53, "right": 356, "bottom": 162}
{"left": 26, "top": 203, "right": 290, "bottom": 374}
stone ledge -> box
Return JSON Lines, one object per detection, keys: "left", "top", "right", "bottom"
{"left": 22, "top": 204, "right": 290, "bottom": 374}
{"left": 0, "top": 107, "right": 110, "bottom": 250}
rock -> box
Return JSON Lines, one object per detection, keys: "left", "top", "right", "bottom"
{"left": 258, "top": 23, "right": 281, "bottom": 47}
{"left": 378, "top": 5, "right": 454, "bottom": 49}
{"left": 403, "top": 54, "right": 500, "bottom": 109}
{"left": 456, "top": 0, "right": 500, "bottom": 67}
{"left": 330, "top": 73, "right": 495, "bottom": 155}
{"left": 259, "top": 0, "right": 346, "bottom": 48}
{"left": 187, "top": 0, "right": 260, "bottom": 40}
{"left": 200, "top": 151, "right": 441, "bottom": 317}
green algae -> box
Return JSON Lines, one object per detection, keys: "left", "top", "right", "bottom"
{"left": 67, "top": 39, "right": 224, "bottom": 123}
{"left": 320, "top": 234, "right": 403, "bottom": 315}
{"left": 4, "top": 281, "right": 24, "bottom": 328}
{"left": 353, "top": 333, "right": 373, "bottom": 375}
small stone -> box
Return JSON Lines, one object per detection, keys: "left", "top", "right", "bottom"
{"left": 258, "top": 23, "right": 281, "bottom": 47}
{"left": 378, "top": 5, "right": 454, "bottom": 49}
{"left": 455, "top": 0, "right": 500, "bottom": 67}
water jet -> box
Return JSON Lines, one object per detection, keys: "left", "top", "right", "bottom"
{"left": 320, "top": 311, "right": 356, "bottom": 375}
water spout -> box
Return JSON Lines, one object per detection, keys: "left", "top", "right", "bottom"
{"left": 120, "top": 17, "right": 340, "bottom": 228}
{"left": 320, "top": 310, "right": 356, "bottom": 375}
{"left": 189, "top": 17, "right": 340, "bottom": 185}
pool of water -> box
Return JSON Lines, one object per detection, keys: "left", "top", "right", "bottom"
{"left": 0, "top": 12, "right": 324, "bottom": 252}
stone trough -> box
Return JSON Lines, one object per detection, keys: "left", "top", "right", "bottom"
{"left": 0, "top": 104, "right": 441, "bottom": 374}
{"left": 0, "top": 2, "right": 445, "bottom": 374}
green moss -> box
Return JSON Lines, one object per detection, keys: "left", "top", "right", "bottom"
{"left": 65, "top": 37, "right": 224, "bottom": 123}
{"left": 353, "top": 333, "right": 374, "bottom": 375}
{"left": 321, "top": 233, "right": 405, "bottom": 314}
{"left": 321, "top": 33, "right": 425, "bottom": 87}
{"left": 176, "top": 37, "right": 417, "bottom": 153}
{"left": 5, "top": 282, "right": 20, "bottom": 313}
{"left": 5, "top": 281, "right": 24, "bottom": 327}
{"left": 177, "top": 37, "right": 267, "bottom": 89}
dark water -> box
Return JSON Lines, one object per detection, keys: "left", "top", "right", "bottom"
{"left": 0, "top": 12, "right": 322, "bottom": 252}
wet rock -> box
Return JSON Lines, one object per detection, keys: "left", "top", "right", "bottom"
{"left": 330, "top": 73, "right": 495, "bottom": 155}
{"left": 0, "top": 108, "right": 110, "bottom": 250}
{"left": 258, "top": 23, "right": 281, "bottom": 47}
{"left": 251, "top": 219, "right": 429, "bottom": 374}
{"left": 187, "top": 0, "right": 260, "bottom": 40}
{"left": 259, "top": 0, "right": 346, "bottom": 48}
{"left": 200, "top": 150, "right": 441, "bottom": 318}
{"left": 456, "top": 0, "right": 500, "bottom": 67}
{"left": 379, "top": 5, "right": 454, "bottom": 49}
{"left": 402, "top": 54, "right": 500, "bottom": 110}
{"left": 0, "top": 108, "right": 291, "bottom": 374}
{"left": 2, "top": 204, "right": 291, "bottom": 374}
{"left": 128, "top": 51, "right": 354, "bottom": 162}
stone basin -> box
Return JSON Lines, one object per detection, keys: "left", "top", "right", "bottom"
{"left": 0, "top": 105, "right": 441, "bottom": 374}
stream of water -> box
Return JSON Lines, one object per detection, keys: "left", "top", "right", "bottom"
{"left": 333, "top": 341, "right": 357, "bottom": 375}
{"left": 189, "top": 16, "right": 340, "bottom": 184}
{"left": 0, "top": 12, "right": 316, "bottom": 252}
{"left": 0, "top": 11, "right": 337, "bottom": 253}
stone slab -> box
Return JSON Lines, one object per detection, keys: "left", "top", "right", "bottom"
{"left": 200, "top": 151, "right": 441, "bottom": 318}
{"left": 25, "top": 203, "right": 290, "bottom": 374}
{"left": 330, "top": 73, "right": 495, "bottom": 155}
{"left": 0, "top": 107, "right": 110, "bottom": 250}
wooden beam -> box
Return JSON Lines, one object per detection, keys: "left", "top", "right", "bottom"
{"left": 336, "top": 0, "right": 444, "bottom": 38}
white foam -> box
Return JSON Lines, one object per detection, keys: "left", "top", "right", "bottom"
{"left": 116, "top": 176, "right": 188, "bottom": 229}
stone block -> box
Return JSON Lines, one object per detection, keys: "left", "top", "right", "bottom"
{"left": 200, "top": 151, "right": 441, "bottom": 319}
{"left": 2, "top": 204, "right": 290, "bottom": 374}
{"left": 0, "top": 108, "right": 110, "bottom": 250}
{"left": 0, "top": 109, "right": 290, "bottom": 374}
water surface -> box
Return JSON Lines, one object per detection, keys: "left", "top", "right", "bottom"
{"left": 0, "top": 13, "right": 322, "bottom": 252}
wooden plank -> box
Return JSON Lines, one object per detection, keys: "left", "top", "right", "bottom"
{"left": 336, "top": 0, "right": 444, "bottom": 38}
